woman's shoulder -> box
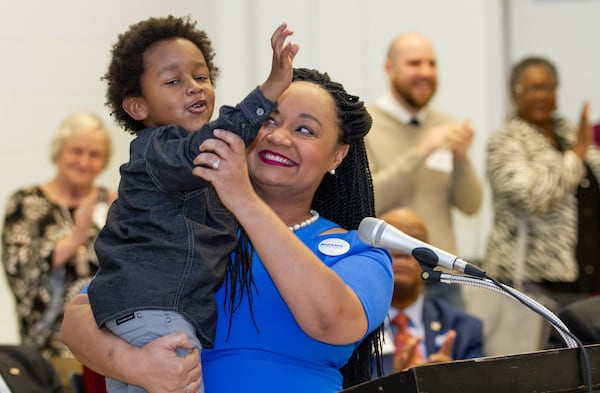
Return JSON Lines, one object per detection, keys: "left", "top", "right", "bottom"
{"left": 3, "top": 185, "right": 49, "bottom": 219}
{"left": 7, "top": 185, "right": 44, "bottom": 200}
{"left": 301, "top": 217, "right": 391, "bottom": 263}
{"left": 488, "top": 116, "right": 537, "bottom": 145}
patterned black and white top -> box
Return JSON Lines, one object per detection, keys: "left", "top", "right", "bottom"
{"left": 484, "top": 115, "right": 600, "bottom": 284}
{"left": 2, "top": 185, "right": 110, "bottom": 358}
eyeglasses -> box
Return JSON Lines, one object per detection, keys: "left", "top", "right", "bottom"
{"left": 514, "top": 83, "right": 556, "bottom": 95}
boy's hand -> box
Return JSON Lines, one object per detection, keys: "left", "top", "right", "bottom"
{"left": 260, "top": 23, "right": 300, "bottom": 102}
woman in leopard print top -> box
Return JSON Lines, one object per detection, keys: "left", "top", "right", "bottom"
{"left": 484, "top": 56, "right": 600, "bottom": 307}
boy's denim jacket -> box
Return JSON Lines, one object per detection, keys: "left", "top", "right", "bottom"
{"left": 88, "top": 88, "right": 275, "bottom": 347}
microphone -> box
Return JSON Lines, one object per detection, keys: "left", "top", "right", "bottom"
{"left": 358, "top": 217, "right": 486, "bottom": 278}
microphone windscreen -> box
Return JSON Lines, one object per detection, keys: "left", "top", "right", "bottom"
{"left": 358, "top": 217, "right": 385, "bottom": 246}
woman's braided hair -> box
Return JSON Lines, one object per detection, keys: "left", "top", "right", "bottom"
{"left": 293, "top": 68, "right": 375, "bottom": 229}
{"left": 292, "top": 68, "right": 383, "bottom": 387}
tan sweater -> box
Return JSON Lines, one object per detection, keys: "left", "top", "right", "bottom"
{"left": 365, "top": 103, "right": 482, "bottom": 253}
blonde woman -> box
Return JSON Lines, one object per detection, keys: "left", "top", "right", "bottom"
{"left": 2, "top": 111, "right": 115, "bottom": 358}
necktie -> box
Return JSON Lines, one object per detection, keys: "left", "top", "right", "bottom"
{"left": 409, "top": 117, "right": 420, "bottom": 127}
{"left": 392, "top": 312, "right": 424, "bottom": 366}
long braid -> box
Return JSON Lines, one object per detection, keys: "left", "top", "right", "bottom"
{"left": 293, "top": 68, "right": 384, "bottom": 387}
{"left": 224, "top": 226, "right": 258, "bottom": 340}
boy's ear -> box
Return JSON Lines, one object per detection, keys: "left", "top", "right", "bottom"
{"left": 122, "top": 97, "right": 148, "bottom": 121}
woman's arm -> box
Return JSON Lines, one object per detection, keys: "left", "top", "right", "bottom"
{"left": 227, "top": 193, "right": 369, "bottom": 344}
{"left": 60, "top": 294, "right": 201, "bottom": 393}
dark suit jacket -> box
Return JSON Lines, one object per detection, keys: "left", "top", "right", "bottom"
{"left": 547, "top": 296, "right": 600, "bottom": 348}
{"left": 0, "top": 345, "right": 64, "bottom": 393}
{"left": 381, "top": 296, "right": 485, "bottom": 375}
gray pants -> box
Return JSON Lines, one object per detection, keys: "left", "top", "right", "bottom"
{"left": 105, "top": 310, "right": 203, "bottom": 393}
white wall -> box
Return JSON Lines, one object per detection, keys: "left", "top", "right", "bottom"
{"left": 0, "top": 0, "right": 504, "bottom": 343}
{"left": 508, "top": 0, "right": 600, "bottom": 123}
{"left": 214, "top": 0, "right": 505, "bottom": 262}
{"left": 0, "top": 0, "right": 220, "bottom": 344}
{"left": 3, "top": 0, "right": 593, "bottom": 344}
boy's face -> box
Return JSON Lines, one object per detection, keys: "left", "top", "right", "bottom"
{"left": 131, "top": 38, "right": 216, "bottom": 132}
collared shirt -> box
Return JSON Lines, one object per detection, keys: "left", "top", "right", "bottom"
{"left": 376, "top": 93, "right": 425, "bottom": 126}
{"left": 384, "top": 294, "right": 427, "bottom": 357}
{"left": 0, "top": 373, "right": 12, "bottom": 393}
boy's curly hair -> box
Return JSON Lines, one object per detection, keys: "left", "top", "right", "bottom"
{"left": 103, "top": 15, "right": 220, "bottom": 134}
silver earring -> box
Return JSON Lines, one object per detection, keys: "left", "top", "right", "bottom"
{"left": 329, "top": 169, "right": 335, "bottom": 175}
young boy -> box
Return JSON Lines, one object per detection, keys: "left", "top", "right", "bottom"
{"left": 86, "top": 15, "right": 298, "bottom": 393}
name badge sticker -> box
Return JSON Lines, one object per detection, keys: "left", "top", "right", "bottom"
{"left": 318, "top": 238, "right": 350, "bottom": 256}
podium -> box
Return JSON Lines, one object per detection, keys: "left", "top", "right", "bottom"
{"left": 342, "top": 344, "right": 600, "bottom": 393}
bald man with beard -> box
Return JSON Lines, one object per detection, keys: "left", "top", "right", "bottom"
{"left": 365, "top": 33, "right": 482, "bottom": 308}
{"left": 378, "top": 208, "right": 484, "bottom": 374}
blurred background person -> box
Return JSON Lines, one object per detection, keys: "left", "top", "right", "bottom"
{"left": 485, "top": 56, "right": 600, "bottom": 307}
{"left": 546, "top": 295, "right": 600, "bottom": 348}
{"left": 2, "top": 111, "right": 115, "bottom": 359}
{"left": 0, "top": 344, "right": 64, "bottom": 393}
{"left": 379, "top": 207, "right": 484, "bottom": 374}
{"left": 478, "top": 57, "right": 600, "bottom": 356}
{"left": 365, "top": 32, "right": 482, "bottom": 309}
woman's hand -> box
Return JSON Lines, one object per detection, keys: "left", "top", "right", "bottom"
{"left": 61, "top": 294, "right": 202, "bottom": 393}
{"left": 192, "top": 130, "right": 370, "bottom": 345}
{"left": 107, "top": 189, "right": 118, "bottom": 206}
{"left": 53, "top": 189, "right": 100, "bottom": 269}
{"left": 192, "top": 129, "right": 259, "bottom": 211}
{"left": 72, "top": 188, "right": 99, "bottom": 243}
{"left": 133, "top": 334, "right": 202, "bottom": 393}
{"left": 572, "top": 100, "right": 592, "bottom": 159}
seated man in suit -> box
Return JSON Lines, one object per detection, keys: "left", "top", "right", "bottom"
{"left": 379, "top": 208, "right": 485, "bottom": 374}
{"left": 0, "top": 344, "right": 63, "bottom": 393}
{"left": 547, "top": 295, "right": 600, "bottom": 348}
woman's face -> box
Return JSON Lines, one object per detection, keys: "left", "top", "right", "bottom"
{"left": 56, "top": 129, "right": 110, "bottom": 188}
{"left": 513, "top": 65, "right": 557, "bottom": 127}
{"left": 247, "top": 81, "right": 349, "bottom": 199}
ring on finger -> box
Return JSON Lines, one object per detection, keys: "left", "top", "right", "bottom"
{"left": 212, "top": 159, "right": 221, "bottom": 169}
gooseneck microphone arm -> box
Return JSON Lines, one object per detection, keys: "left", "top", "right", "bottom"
{"left": 420, "top": 270, "right": 577, "bottom": 347}
{"left": 357, "top": 216, "right": 592, "bottom": 393}
{"left": 421, "top": 270, "right": 592, "bottom": 393}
